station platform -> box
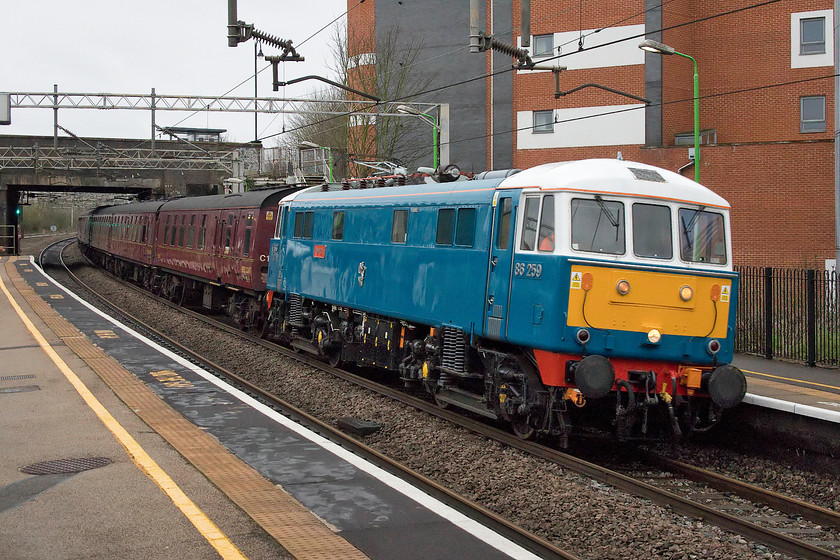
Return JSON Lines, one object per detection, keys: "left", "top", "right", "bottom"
{"left": 734, "top": 354, "right": 840, "bottom": 423}
{"left": 0, "top": 255, "right": 541, "bottom": 560}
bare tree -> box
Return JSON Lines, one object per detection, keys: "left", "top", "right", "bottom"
{"left": 281, "top": 23, "right": 438, "bottom": 176}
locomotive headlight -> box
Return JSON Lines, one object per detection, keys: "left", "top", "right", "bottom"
{"left": 647, "top": 329, "right": 661, "bottom": 344}
{"left": 679, "top": 285, "right": 694, "bottom": 301}
{"left": 616, "top": 279, "right": 631, "bottom": 295}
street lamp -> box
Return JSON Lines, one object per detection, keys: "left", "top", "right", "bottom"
{"left": 639, "top": 39, "right": 700, "bottom": 182}
{"left": 300, "top": 141, "right": 334, "bottom": 182}
{"left": 396, "top": 104, "right": 439, "bottom": 170}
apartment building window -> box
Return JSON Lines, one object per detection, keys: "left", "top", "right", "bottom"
{"left": 800, "top": 96, "right": 826, "bottom": 133}
{"left": 533, "top": 34, "right": 554, "bottom": 57}
{"left": 801, "top": 17, "right": 826, "bottom": 54}
{"left": 533, "top": 110, "right": 554, "bottom": 133}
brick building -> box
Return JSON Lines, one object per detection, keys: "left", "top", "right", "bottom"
{"left": 347, "top": 0, "right": 836, "bottom": 268}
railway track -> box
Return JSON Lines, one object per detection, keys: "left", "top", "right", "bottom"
{"left": 43, "top": 238, "right": 840, "bottom": 560}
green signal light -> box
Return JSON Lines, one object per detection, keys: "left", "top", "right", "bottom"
{"left": 15, "top": 206, "right": 22, "bottom": 216}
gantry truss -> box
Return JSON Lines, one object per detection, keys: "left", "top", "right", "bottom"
{"left": 0, "top": 145, "right": 239, "bottom": 174}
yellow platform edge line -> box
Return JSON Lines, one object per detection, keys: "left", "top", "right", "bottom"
{"left": 744, "top": 369, "right": 840, "bottom": 393}
{"left": 0, "top": 263, "right": 246, "bottom": 560}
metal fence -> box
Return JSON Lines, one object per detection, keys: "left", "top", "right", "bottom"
{"left": 735, "top": 266, "right": 840, "bottom": 367}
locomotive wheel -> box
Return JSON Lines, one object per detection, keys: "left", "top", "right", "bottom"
{"left": 433, "top": 390, "right": 451, "bottom": 410}
{"left": 327, "top": 349, "right": 343, "bottom": 368}
{"left": 511, "top": 416, "right": 536, "bottom": 440}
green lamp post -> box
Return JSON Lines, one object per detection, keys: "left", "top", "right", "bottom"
{"left": 396, "top": 104, "right": 439, "bottom": 170}
{"left": 639, "top": 39, "right": 700, "bottom": 183}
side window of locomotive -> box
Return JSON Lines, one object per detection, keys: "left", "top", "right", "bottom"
{"left": 243, "top": 213, "right": 254, "bottom": 256}
{"left": 538, "top": 195, "right": 555, "bottom": 252}
{"left": 276, "top": 207, "right": 286, "bottom": 238}
{"left": 455, "top": 208, "right": 476, "bottom": 247}
{"left": 436, "top": 209, "right": 455, "bottom": 245}
{"left": 303, "top": 211, "right": 314, "bottom": 239}
{"left": 570, "top": 198, "right": 625, "bottom": 254}
{"left": 633, "top": 203, "right": 672, "bottom": 259}
{"left": 519, "top": 196, "right": 540, "bottom": 251}
{"left": 496, "top": 197, "right": 512, "bottom": 250}
{"left": 293, "top": 211, "right": 314, "bottom": 239}
{"left": 391, "top": 209, "right": 408, "bottom": 244}
{"left": 332, "top": 211, "right": 345, "bottom": 240}
{"left": 678, "top": 208, "right": 727, "bottom": 264}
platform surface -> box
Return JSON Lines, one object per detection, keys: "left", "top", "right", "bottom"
{"left": 1, "top": 254, "right": 540, "bottom": 560}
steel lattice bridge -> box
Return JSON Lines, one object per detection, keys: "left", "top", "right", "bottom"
{"left": 2, "top": 89, "right": 443, "bottom": 173}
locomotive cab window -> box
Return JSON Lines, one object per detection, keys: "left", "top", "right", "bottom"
{"left": 495, "top": 197, "right": 512, "bottom": 250}
{"left": 633, "top": 203, "right": 672, "bottom": 259}
{"left": 519, "top": 195, "right": 554, "bottom": 251}
{"left": 679, "top": 208, "right": 727, "bottom": 264}
{"left": 391, "top": 209, "right": 408, "bottom": 244}
{"left": 571, "top": 197, "right": 625, "bottom": 254}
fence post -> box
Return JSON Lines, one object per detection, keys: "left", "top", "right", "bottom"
{"left": 807, "top": 269, "right": 816, "bottom": 367}
{"left": 764, "top": 267, "right": 773, "bottom": 360}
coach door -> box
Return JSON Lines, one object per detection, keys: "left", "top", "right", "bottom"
{"left": 484, "top": 193, "right": 517, "bottom": 340}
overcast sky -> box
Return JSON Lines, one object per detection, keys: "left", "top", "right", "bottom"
{"left": 2, "top": 1, "right": 345, "bottom": 144}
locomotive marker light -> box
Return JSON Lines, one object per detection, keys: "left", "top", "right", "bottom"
{"left": 616, "top": 279, "right": 631, "bottom": 295}
{"left": 396, "top": 104, "right": 439, "bottom": 170}
{"left": 639, "top": 39, "right": 700, "bottom": 182}
{"left": 679, "top": 285, "right": 694, "bottom": 301}
{"left": 647, "top": 329, "right": 662, "bottom": 344}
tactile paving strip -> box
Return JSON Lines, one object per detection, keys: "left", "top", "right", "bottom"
{"left": 5, "top": 258, "right": 368, "bottom": 559}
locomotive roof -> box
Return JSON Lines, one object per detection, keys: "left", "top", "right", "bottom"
{"left": 286, "top": 159, "right": 730, "bottom": 210}
{"left": 498, "top": 159, "right": 730, "bottom": 209}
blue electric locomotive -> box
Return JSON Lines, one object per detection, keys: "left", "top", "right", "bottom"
{"left": 264, "top": 158, "right": 746, "bottom": 444}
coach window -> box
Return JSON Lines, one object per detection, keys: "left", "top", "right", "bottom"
{"left": 164, "top": 216, "right": 171, "bottom": 245}
{"left": 187, "top": 215, "right": 196, "bottom": 248}
{"left": 243, "top": 213, "right": 254, "bottom": 256}
{"left": 198, "top": 215, "right": 207, "bottom": 249}
{"left": 455, "top": 208, "right": 476, "bottom": 247}
{"left": 519, "top": 196, "right": 540, "bottom": 251}
{"left": 391, "top": 210, "right": 408, "bottom": 243}
{"left": 225, "top": 213, "right": 234, "bottom": 249}
{"left": 436, "top": 209, "right": 455, "bottom": 245}
{"left": 678, "top": 208, "right": 727, "bottom": 265}
{"left": 332, "top": 211, "right": 345, "bottom": 240}
{"left": 537, "top": 196, "right": 555, "bottom": 252}
{"left": 178, "top": 216, "right": 186, "bottom": 247}
{"left": 171, "top": 216, "right": 178, "bottom": 246}
{"left": 495, "top": 197, "right": 512, "bottom": 250}
{"left": 633, "top": 204, "right": 672, "bottom": 259}
{"left": 570, "top": 198, "right": 625, "bottom": 254}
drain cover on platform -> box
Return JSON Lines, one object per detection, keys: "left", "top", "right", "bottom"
{"left": 20, "top": 457, "right": 112, "bottom": 475}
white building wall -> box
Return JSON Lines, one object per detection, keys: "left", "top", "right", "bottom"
{"left": 516, "top": 105, "right": 646, "bottom": 149}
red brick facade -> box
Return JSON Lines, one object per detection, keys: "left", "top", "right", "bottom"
{"left": 352, "top": 0, "right": 836, "bottom": 268}
{"left": 505, "top": 0, "right": 835, "bottom": 268}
